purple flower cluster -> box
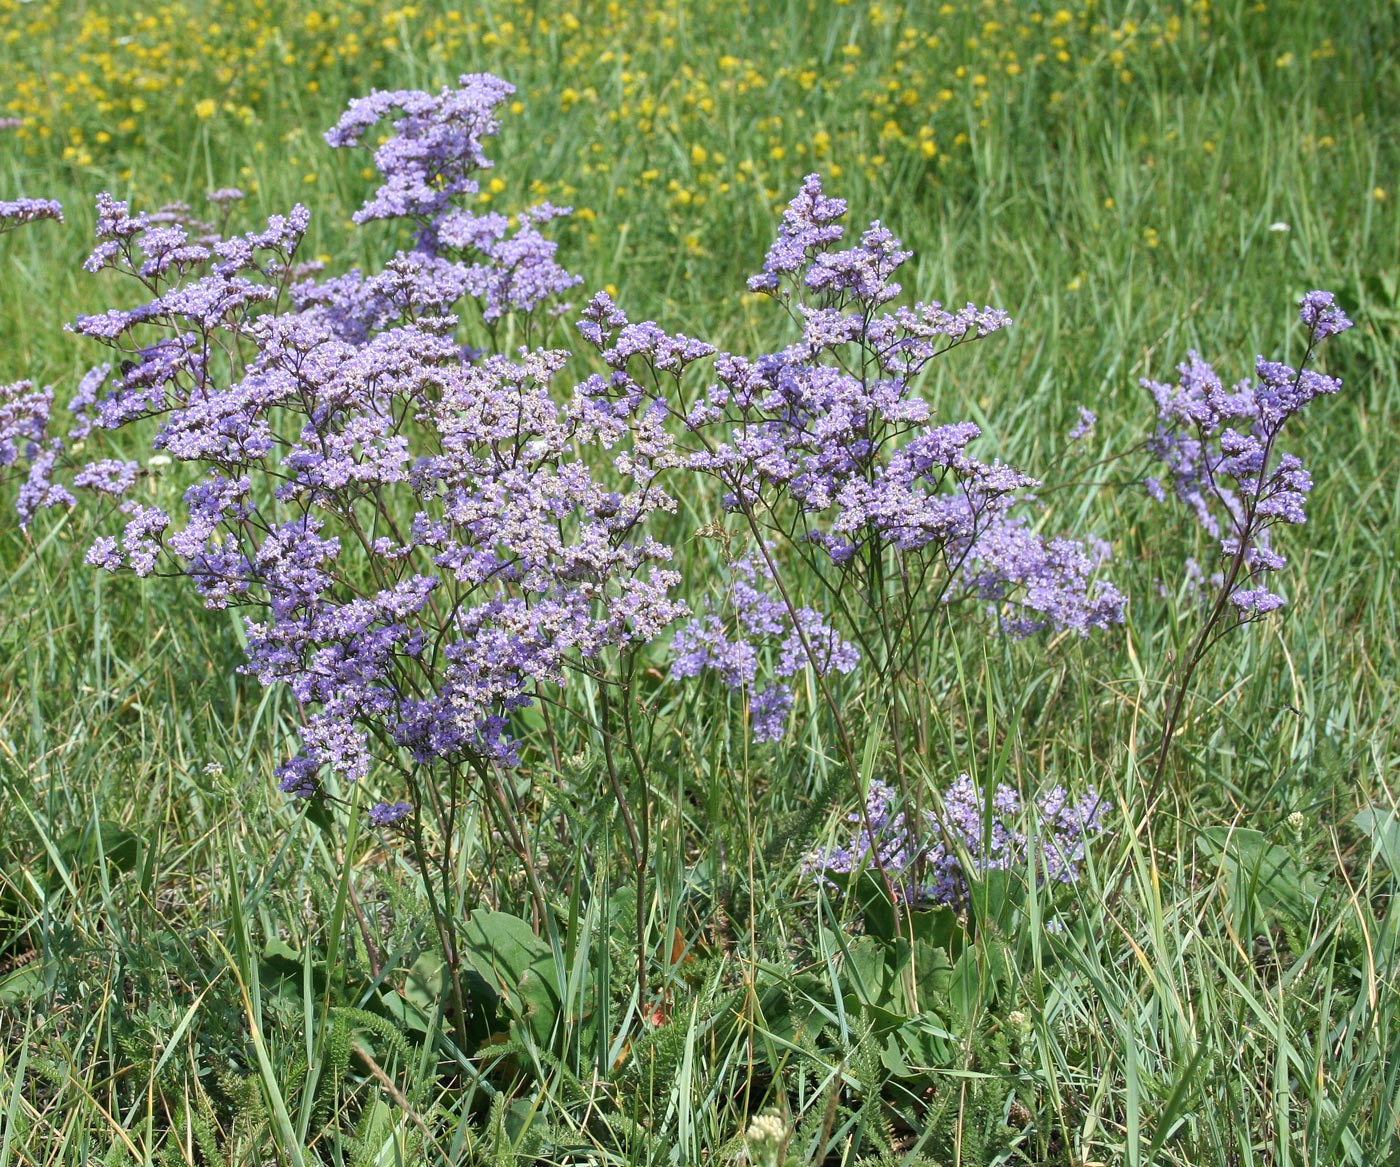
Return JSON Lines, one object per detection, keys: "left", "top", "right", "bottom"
{"left": 679, "top": 174, "right": 1122, "bottom": 639}
{"left": 805, "top": 777, "right": 1110, "bottom": 908}
{"left": 0, "top": 197, "right": 68, "bottom": 524}
{"left": 321, "top": 73, "right": 582, "bottom": 321}
{"left": 0, "top": 381, "right": 53, "bottom": 468}
{"left": 1, "top": 379, "right": 75, "bottom": 527}
{"left": 1143, "top": 291, "right": 1352, "bottom": 613}
{"left": 670, "top": 552, "right": 859, "bottom": 742}
{"left": 42, "top": 79, "right": 685, "bottom": 820}
{"left": 960, "top": 519, "right": 1126, "bottom": 637}
{"left": 326, "top": 74, "right": 513, "bottom": 227}
{"left": 1068, "top": 406, "right": 1097, "bottom": 441}
{"left": 0, "top": 197, "right": 63, "bottom": 234}
{"left": 369, "top": 800, "right": 413, "bottom": 827}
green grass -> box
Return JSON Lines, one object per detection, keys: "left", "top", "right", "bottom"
{"left": 3, "top": 0, "right": 1400, "bottom": 1163}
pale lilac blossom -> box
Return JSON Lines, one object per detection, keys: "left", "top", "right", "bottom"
{"left": 1143, "top": 291, "right": 1352, "bottom": 614}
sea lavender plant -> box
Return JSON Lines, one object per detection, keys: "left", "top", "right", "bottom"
{"left": 34, "top": 75, "right": 689, "bottom": 1023}
{"left": 62, "top": 78, "right": 685, "bottom": 798}
{"left": 805, "top": 777, "right": 1109, "bottom": 910}
{"left": 569, "top": 177, "right": 1124, "bottom": 937}
{"left": 1142, "top": 291, "right": 1352, "bottom": 796}
{"left": 685, "top": 176, "right": 1123, "bottom": 632}
{"left": 596, "top": 174, "right": 1123, "bottom": 761}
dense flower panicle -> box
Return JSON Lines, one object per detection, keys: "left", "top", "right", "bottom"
{"left": 805, "top": 777, "right": 1110, "bottom": 907}
{"left": 0, "top": 381, "right": 54, "bottom": 468}
{"left": 39, "top": 77, "right": 685, "bottom": 816}
{"left": 0, "top": 278, "right": 67, "bottom": 527}
{"left": 73, "top": 458, "right": 140, "bottom": 495}
{"left": 325, "top": 73, "right": 515, "bottom": 228}
{"left": 1143, "top": 291, "right": 1352, "bottom": 613}
{"left": 804, "top": 222, "right": 913, "bottom": 305}
{"left": 747, "top": 173, "right": 848, "bottom": 291}
{"left": 1, "top": 380, "right": 76, "bottom": 528}
{"left": 671, "top": 552, "right": 858, "bottom": 743}
{"left": 438, "top": 203, "right": 583, "bottom": 320}
{"left": 0, "top": 198, "right": 64, "bottom": 233}
{"left": 291, "top": 268, "right": 398, "bottom": 344}
{"left": 317, "top": 76, "right": 581, "bottom": 333}
{"left": 960, "top": 518, "right": 1127, "bottom": 637}
{"left": 82, "top": 192, "right": 267, "bottom": 276}
{"left": 1229, "top": 587, "right": 1286, "bottom": 613}
{"left": 747, "top": 685, "right": 795, "bottom": 743}
{"left": 681, "top": 173, "right": 1122, "bottom": 640}
{"left": 1297, "top": 290, "right": 1351, "bottom": 340}
{"left": 369, "top": 800, "right": 413, "bottom": 827}
{"left": 578, "top": 292, "right": 716, "bottom": 376}
{"left": 14, "top": 440, "right": 75, "bottom": 528}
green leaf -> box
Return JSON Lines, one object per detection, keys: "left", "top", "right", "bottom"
{"left": 386, "top": 949, "right": 502, "bottom": 1043}
{"left": 1201, "top": 826, "right": 1321, "bottom": 938}
{"left": 752, "top": 971, "right": 834, "bottom": 1046}
{"left": 407, "top": 950, "right": 448, "bottom": 1009}
{"left": 48, "top": 820, "right": 141, "bottom": 888}
{"left": 908, "top": 904, "right": 963, "bottom": 955}
{"left": 257, "top": 938, "right": 311, "bottom": 1000}
{"left": 1354, "top": 806, "right": 1400, "bottom": 880}
{"left": 0, "top": 959, "right": 43, "bottom": 1006}
{"left": 0, "top": 878, "right": 35, "bottom": 957}
{"left": 967, "top": 868, "right": 1023, "bottom": 935}
{"left": 826, "top": 869, "right": 899, "bottom": 941}
{"left": 459, "top": 910, "right": 560, "bottom": 1046}
{"left": 880, "top": 1012, "right": 960, "bottom": 1078}
{"left": 300, "top": 796, "right": 339, "bottom": 838}
{"left": 946, "top": 938, "right": 1010, "bottom": 1023}
{"left": 911, "top": 938, "right": 954, "bottom": 1004}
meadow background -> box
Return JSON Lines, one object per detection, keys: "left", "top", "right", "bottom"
{"left": 1, "top": 0, "right": 1399, "bottom": 1164}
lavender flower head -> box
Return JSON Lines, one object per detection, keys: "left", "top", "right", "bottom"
{"left": 1, "top": 380, "right": 55, "bottom": 469}
{"left": 0, "top": 198, "right": 63, "bottom": 235}
{"left": 369, "top": 801, "right": 413, "bottom": 827}
{"left": 1143, "top": 291, "right": 1352, "bottom": 613}
{"left": 317, "top": 77, "right": 581, "bottom": 321}
{"left": 670, "top": 551, "right": 858, "bottom": 743}
{"left": 1, "top": 380, "right": 75, "bottom": 528}
{"left": 960, "top": 519, "right": 1126, "bottom": 637}
{"left": 805, "top": 777, "right": 1110, "bottom": 908}
{"left": 325, "top": 73, "right": 515, "bottom": 226}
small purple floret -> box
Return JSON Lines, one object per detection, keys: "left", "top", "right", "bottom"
{"left": 369, "top": 800, "right": 413, "bottom": 826}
